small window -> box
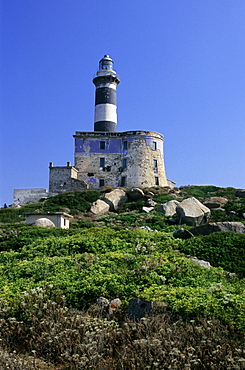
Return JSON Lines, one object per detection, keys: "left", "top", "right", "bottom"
{"left": 123, "top": 141, "right": 128, "bottom": 150}
{"left": 121, "top": 176, "right": 126, "bottom": 187}
{"left": 100, "top": 158, "right": 105, "bottom": 167}
{"left": 152, "top": 141, "right": 157, "bottom": 150}
{"left": 153, "top": 159, "right": 158, "bottom": 168}
{"left": 99, "top": 179, "right": 105, "bottom": 187}
{"left": 122, "top": 158, "right": 127, "bottom": 168}
{"left": 155, "top": 177, "right": 159, "bottom": 185}
{"left": 64, "top": 219, "right": 66, "bottom": 226}
{"left": 100, "top": 141, "right": 106, "bottom": 150}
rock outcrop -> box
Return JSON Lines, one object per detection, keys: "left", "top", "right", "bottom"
{"left": 190, "top": 222, "right": 245, "bottom": 236}
{"left": 127, "top": 188, "right": 145, "bottom": 201}
{"left": 186, "top": 255, "right": 211, "bottom": 268}
{"left": 127, "top": 298, "right": 153, "bottom": 320}
{"left": 90, "top": 199, "right": 110, "bottom": 215}
{"left": 203, "top": 197, "right": 228, "bottom": 209}
{"left": 172, "top": 228, "right": 194, "bottom": 239}
{"left": 142, "top": 206, "right": 154, "bottom": 213}
{"left": 236, "top": 190, "right": 245, "bottom": 198}
{"left": 176, "top": 197, "right": 210, "bottom": 227}
{"left": 157, "top": 200, "right": 180, "bottom": 216}
{"left": 103, "top": 189, "right": 128, "bottom": 211}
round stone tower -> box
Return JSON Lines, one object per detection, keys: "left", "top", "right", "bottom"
{"left": 92, "top": 55, "right": 120, "bottom": 132}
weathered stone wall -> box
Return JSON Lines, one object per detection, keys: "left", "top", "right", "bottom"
{"left": 13, "top": 189, "right": 57, "bottom": 206}
{"left": 49, "top": 164, "right": 89, "bottom": 193}
{"left": 74, "top": 130, "right": 168, "bottom": 188}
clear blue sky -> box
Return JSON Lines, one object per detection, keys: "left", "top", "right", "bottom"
{"left": 1, "top": 0, "right": 245, "bottom": 206}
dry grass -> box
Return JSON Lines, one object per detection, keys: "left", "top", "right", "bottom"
{"left": 0, "top": 287, "right": 244, "bottom": 369}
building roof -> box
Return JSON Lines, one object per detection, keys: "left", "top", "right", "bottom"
{"left": 23, "top": 212, "right": 73, "bottom": 219}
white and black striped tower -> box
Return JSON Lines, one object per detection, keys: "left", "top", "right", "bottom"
{"left": 93, "top": 55, "right": 120, "bottom": 132}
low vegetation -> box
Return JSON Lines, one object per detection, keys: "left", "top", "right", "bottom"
{"left": 0, "top": 185, "right": 244, "bottom": 369}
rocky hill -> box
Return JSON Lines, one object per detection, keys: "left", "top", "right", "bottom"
{"left": 0, "top": 185, "right": 244, "bottom": 369}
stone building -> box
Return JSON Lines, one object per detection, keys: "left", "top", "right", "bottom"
{"left": 49, "top": 55, "right": 169, "bottom": 192}
{"left": 23, "top": 212, "right": 73, "bottom": 229}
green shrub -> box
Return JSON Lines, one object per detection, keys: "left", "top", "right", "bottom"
{"left": 70, "top": 220, "right": 95, "bottom": 229}
{"left": 180, "top": 186, "right": 237, "bottom": 200}
{"left": 224, "top": 198, "right": 245, "bottom": 215}
{"left": 209, "top": 209, "right": 243, "bottom": 222}
{"left": 42, "top": 190, "right": 100, "bottom": 214}
{"left": 154, "top": 194, "right": 181, "bottom": 204}
{"left": 180, "top": 232, "right": 245, "bottom": 275}
{"left": 0, "top": 208, "right": 25, "bottom": 223}
{"left": 99, "top": 212, "right": 178, "bottom": 232}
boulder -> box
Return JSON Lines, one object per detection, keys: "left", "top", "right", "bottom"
{"left": 103, "top": 189, "right": 128, "bottom": 211}
{"left": 127, "top": 298, "right": 153, "bottom": 320}
{"left": 157, "top": 200, "right": 180, "bottom": 216}
{"left": 90, "top": 199, "right": 110, "bottom": 215}
{"left": 203, "top": 197, "right": 228, "bottom": 209}
{"left": 127, "top": 188, "right": 145, "bottom": 201}
{"left": 236, "top": 190, "right": 245, "bottom": 198}
{"left": 145, "top": 198, "right": 157, "bottom": 207}
{"left": 190, "top": 222, "right": 245, "bottom": 236}
{"left": 139, "top": 226, "right": 154, "bottom": 232}
{"left": 33, "top": 218, "right": 55, "bottom": 228}
{"left": 186, "top": 255, "right": 211, "bottom": 268}
{"left": 145, "top": 191, "right": 155, "bottom": 198}
{"left": 176, "top": 197, "right": 210, "bottom": 227}
{"left": 172, "top": 228, "right": 194, "bottom": 239}
{"left": 109, "top": 298, "right": 122, "bottom": 315}
{"left": 142, "top": 206, "right": 154, "bottom": 213}
{"left": 96, "top": 297, "right": 109, "bottom": 309}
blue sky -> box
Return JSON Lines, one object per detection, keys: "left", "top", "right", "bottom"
{"left": 1, "top": 0, "right": 245, "bottom": 206}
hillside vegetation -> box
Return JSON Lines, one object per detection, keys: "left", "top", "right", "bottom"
{"left": 0, "top": 185, "right": 245, "bottom": 369}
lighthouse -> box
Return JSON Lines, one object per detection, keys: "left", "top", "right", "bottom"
{"left": 92, "top": 55, "right": 120, "bottom": 132}
{"left": 48, "top": 55, "right": 170, "bottom": 193}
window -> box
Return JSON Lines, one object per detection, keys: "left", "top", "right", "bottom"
{"left": 121, "top": 176, "right": 126, "bottom": 187}
{"left": 153, "top": 159, "right": 158, "bottom": 168}
{"left": 155, "top": 177, "right": 159, "bottom": 185}
{"left": 123, "top": 141, "right": 128, "bottom": 150}
{"left": 100, "top": 141, "right": 105, "bottom": 150}
{"left": 100, "top": 158, "right": 105, "bottom": 167}
{"left": 99, "top": 179, "right": 105, "bottom": 187}
{"left": 122, "top": 158, "right": 127, "bottom": 168}
{"left": 152, "top": 141, "right": 157, "bottom": 150}
{"left": 64, "top": 219, "right": 66, "bottom": 227}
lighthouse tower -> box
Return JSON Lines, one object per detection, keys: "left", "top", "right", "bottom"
{"left": 92, "top": 55, "right": 120, "bottom": 132}
{"left": 48, "top": 55, "right": 171, "bottom": 193}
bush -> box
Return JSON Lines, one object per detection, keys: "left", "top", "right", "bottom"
{"left": 180, "top": 186, "right": 237, "bottom": 200}
{"left": 0, "top": 286, "right": 244, "bottom": 369}
{"left": 180, "top": 232, "right": 245, "bottom": 275}
{"left": 42, "top": 190, "right": 101, "bottom": 214}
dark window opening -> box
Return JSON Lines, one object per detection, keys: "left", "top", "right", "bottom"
{"left": 152, "top": 141, "right": 157, "bottom": 150}
{"left": 87, "top": 173, "right": 94, "bottom": 177}
{"left": 122, "top": 158, "right": 127, "bottom": 168}
{"left": 99, "top": 179, "right": 105, "bottom": 187}
{"left": 100, "top": 158, "right": 105, "bottom": 167}
{"left": 100, "top": 141, "right": 106, "bottom": 150}
{"left": 121, "top": 176, "right": 126, "bottom": 187}
{"left": 123, "top": 141, "right": 128, "bottom": 150}
{"left": 155, "top": 177, "right": 159, "bottom": 185}
{"left": 153, "top": 159, "right": 158, "bottom": 168}
{"left": 64, "top": 182, "right": 66, "bottom": 185}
